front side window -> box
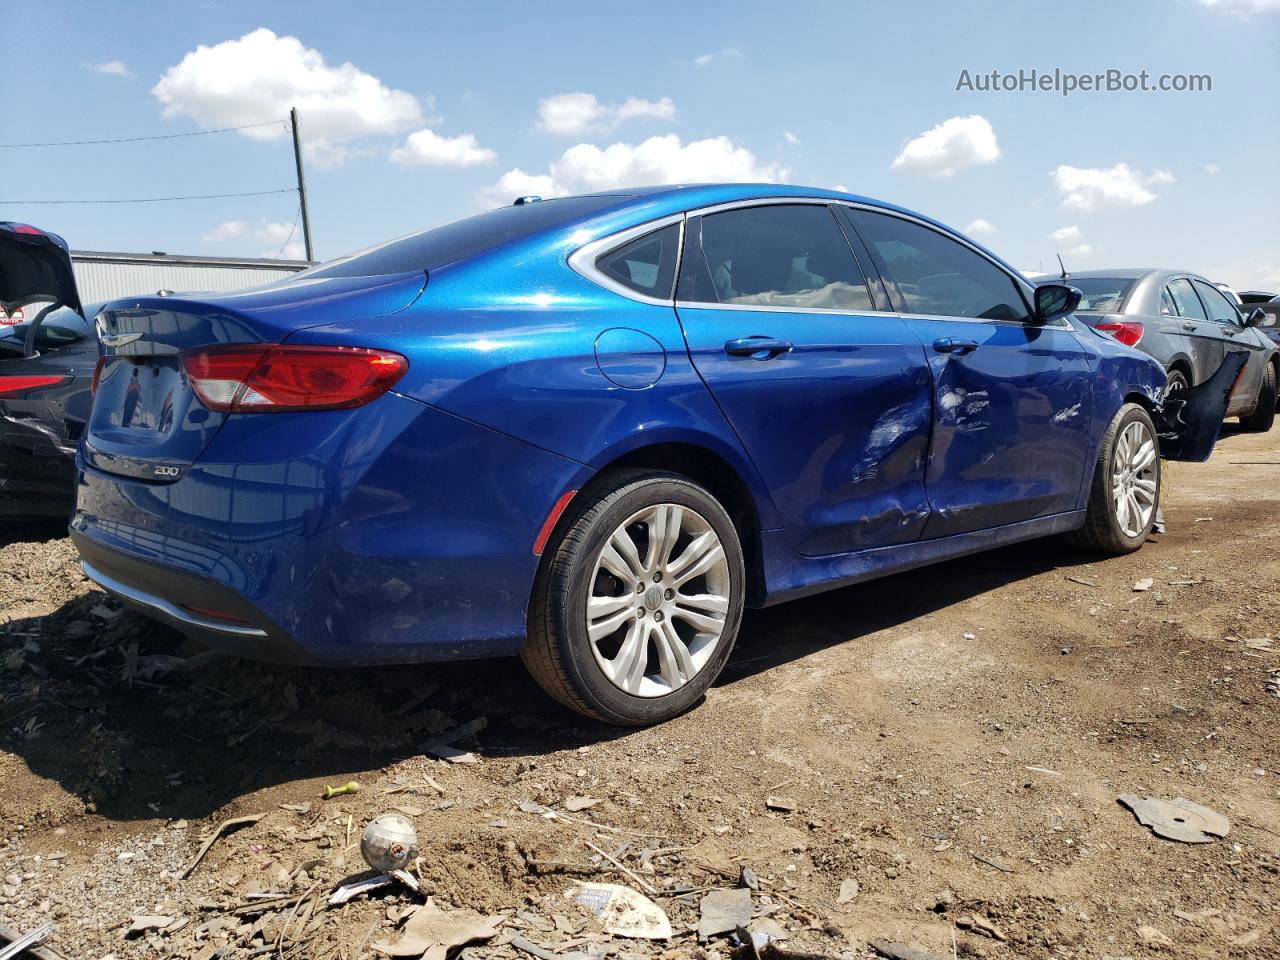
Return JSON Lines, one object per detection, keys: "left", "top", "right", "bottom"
{"left": 688, "top": 205, "right": 873, "bottom": 311}
{"left": 853, "top": 211, "right": 1029, "bottom": 322}
{"left": 1166, "top": 278, "right": 1208, "bottom": 321}
{"left": 596, "top": 223, "right": 679, "bottom": 299}
{"left": 1191, "top": 278, "right": 1241, "bottom": 326}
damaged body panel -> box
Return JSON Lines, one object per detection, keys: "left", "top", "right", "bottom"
{"left": 0, "top": 223, "right": 97, "bottom": 519}
{"left": 1156, "top": 351, "right": 1249, "bottom": 461}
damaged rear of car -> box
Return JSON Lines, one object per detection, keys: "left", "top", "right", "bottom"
{"left": 0, "top": 222, "right": 96, "bottom": 519}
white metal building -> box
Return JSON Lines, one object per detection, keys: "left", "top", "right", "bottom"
{"left": 70, "top": 250, "right": 312, "bottom": 304}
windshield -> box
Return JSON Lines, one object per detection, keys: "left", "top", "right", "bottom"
{"left": 297, "top": 196, "right": 625, "bottom": 281}
{"left": 1067, "top": 277, "right": 1136, "bottom": 313}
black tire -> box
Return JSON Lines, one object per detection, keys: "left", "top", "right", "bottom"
{"left": 1067, "top": 403, "right": 1161, "bottom": 555}
{"left": 522, "top": 470, "right": 746, "bottom": 726}
{"left": 1239, "top": 362, "right": 1277, "bottom": 433}
{"left": 1164, "top": 368, "right": 1190, "bottom": 398}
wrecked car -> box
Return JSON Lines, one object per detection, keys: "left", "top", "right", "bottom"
{"left": 0, "top": 222, "right": 97, "bottom": 521}
{"left": 71, "top": 185, "right": 1245, "bottom": 725}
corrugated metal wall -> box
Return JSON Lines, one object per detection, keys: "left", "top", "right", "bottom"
{"left": 70, "top": 255, "right": 308, "bottom": 305}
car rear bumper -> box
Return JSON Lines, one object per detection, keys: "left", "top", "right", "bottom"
{"left": 71, "top": 393, "right": 591, "bottom": 665}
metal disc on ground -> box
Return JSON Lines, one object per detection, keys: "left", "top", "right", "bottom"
{"left": 1117, "top": 794, "right": 1230, "bottom": 843}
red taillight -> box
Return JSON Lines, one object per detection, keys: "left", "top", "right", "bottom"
{"left": 181, "top": 344, "right": 407, "bottom": 413}
{"left": 0, "top": 375, "right": 68, "bottom": 397}
{"left": 1095, "top": 321, "right": 1144, "bottom": 347}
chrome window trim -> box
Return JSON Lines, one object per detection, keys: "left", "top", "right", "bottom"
{"left": 673, "top": 300, "right": 880, "bottom": 317}
{"left": 567, "top": 213, "right": 686, "bottom": 306}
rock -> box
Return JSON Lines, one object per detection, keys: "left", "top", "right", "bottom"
{"left": 738, "top": 867, "right": 759, "bottom": 890}
{"left": 837, "top": 878, "right": 860, "bottom": 904}
{"left": 697, "top": 888, "right": 753, "bottom": 940}
{"left": 1137, "top": 924, "right": 1173, "bottom": 946}
{"left": 957, "top": 914, "right": 1006, "bottom": 941}
{"left": 765, "top": 796, "right": 796, "bottom": 813}
{"left": 870, "top": 941, "right": 948, "bottom": 960}
{"left": 563, "top": 796, "right": 601, "bottom": 812}
{"left": 124, "top": 915, "right": 176, "bottom": 938}
{"left": 1133, "top": 578, "right": 1154, "bottom": 592}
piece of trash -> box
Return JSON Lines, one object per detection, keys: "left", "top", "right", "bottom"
{"left": 90, "top": 603, "right": 119, "bottom": 620}
{"left": 698, "top": 888, "right": 753, "bottom": 940}
{"left": 1133, "top": 578, "right": 1154, "bottom": 592}
{"left": 568, "top": 882, "right": 672, "bottom": 940}
{"left": 564, "top": 796, "right": 601, "bottom": 812}
{"left": 0, "top": 921, "right": 54, "bottom": 960}
{"left": 323, "top": 781, "right": 361, "bottom": 800}
{"left": 1024, "top": 766, "right": 1060, "bottom": 776}
{"left": 1066, "top": 576, "right": 1098, "bottom": 587}
{"left": 837, "top": 878, "right": 860, "bottom": 904}
{"left": 329, "top": 873, "right": 394, "bottom": 906}
{"left": 1194, "top": 517, "right": 1213, "bottom": 522}
{"left": 962, "top": 631, "right": 976, "bottom": 640}
{"left": 1242, "top": 637, "right": 1274, "bottom": 651}
{"left": 427, "top": 744, "right": 478, "bottom": 764}
{"left": 1118, "top": 795, "right": 1230, "bottom": 843}
{"left": 510, "top": 934, "right": 594, "bottom": 960}
{"left": 179, "top": 812, "right": 265, "bottom": 880}
{"left": 870, "top": 941, "right": 947, "bottom": 960}
{"left": 125, "top": 915, "right": 177, "bottom": 938}
{"left": 373, "top": 898, "right": 503, "bottom": 957}
{"left": 421, "top": 716, "right": 488, "bottom": 752}
{"left": 361, "top": 813, "right": 419, "bottom": 873}
{"left": 279, "top": 802, "right": 311, "bottom": 814}
{"left": 764, "top": 796, "right": 796, "bottom": 813}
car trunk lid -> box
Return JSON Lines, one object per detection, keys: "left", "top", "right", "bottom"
{"left": 84, "top": 270, "right": 425, "bottom": 481}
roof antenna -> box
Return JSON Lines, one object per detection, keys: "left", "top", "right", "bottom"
{"left": 1057, "top": 253, "right": 1069, "bottom": 280}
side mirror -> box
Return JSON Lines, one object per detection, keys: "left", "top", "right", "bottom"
{"left": 1244, "top": 306, "right": 1271, "bottom": 328}
{"left": 1033, "top": 283, "right": 1082, "bottom": 324}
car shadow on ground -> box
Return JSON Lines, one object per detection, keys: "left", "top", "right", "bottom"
{"left": 0, "top": 535, "right": 1104, "bottom": 824}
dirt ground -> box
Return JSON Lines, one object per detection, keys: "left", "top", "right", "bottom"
{"left": 1, "top": 427, "right": 1278, "bottom": 960}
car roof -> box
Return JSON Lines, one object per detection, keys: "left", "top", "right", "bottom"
{"left": 1061, "top": 268, "right": 1203, "bottom": 281}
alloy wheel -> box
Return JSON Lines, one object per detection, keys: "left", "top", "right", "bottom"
{"left": 586, "top": 503, "right": 731, "bottom": 698}
{"left": 1112, "top": 420, "right": 1159, "bottom": 538}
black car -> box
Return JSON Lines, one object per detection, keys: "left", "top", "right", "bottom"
{"left": 0, "top": 223, "right": 97, "bottom": 520}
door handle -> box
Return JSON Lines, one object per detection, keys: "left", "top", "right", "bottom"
{"left": 724, "top": 336, "right": 793, "bottom": 359}
{"left": 932, "top": 337, "right": 979, "bottom": 355}
{"left": 1182, "top": 322, "right": 1198, "bottom": 332}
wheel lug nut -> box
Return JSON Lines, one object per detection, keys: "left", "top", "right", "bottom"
{"left": 635, "top": 584, "right": 644, "bottom": 593}
{"left": 664, "top": 589, "right": 674, "bottom": 600}
{"left": 652, "top": 572, "right": 662, "bottom": 583}
{"left": 654, "top": 611, "right": 664, "bottom": 622}
{"left": 636, "top": 609, "right": 645, "bottom": 619}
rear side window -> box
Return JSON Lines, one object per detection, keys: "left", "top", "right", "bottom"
{"left": 1191, "top": 279, "right": 1241, "bottom": 325}
{"left": 597, "top": 224, "right": 679, "bottom": 299}
{"left": 853, "top": 211, "right": 1028, "bottom": 321}
{"left": 299, "top": 196, "right": 622, "bottom": 280}
{"left": 683, "top": 205, "right": 873, "bottom": 311}
{"left": 1167, "top": 278, "right": 1208, "bottom": 321}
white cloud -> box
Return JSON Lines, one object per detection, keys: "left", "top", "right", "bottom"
{"left": 964, "top": 219, "right": 996, "bottom": 236}
{"left": 783, "top": 131, "right": 800, "bottom": 145}
{"left": 201, "top": 220, "right": 248, "bottom": 243}
{"left": 694, "top": 53, "right": 715, "bottom": 66}
{"left": 1204, "top": 163, "right": 1221, "bottom": 175}
{"left": 390, "top": 129, "right": 496, "bottom": 167}
{"left": 693, "top": 48, "right": 742, "bottom": 67}
{"left": 479, "top": 134, "right": 784, "bottom": 207}
{"left": 891, "top": 115, "right": 999, "bottom": 176}
{"left": 536, "top": 92, "right": 674, "bottom": 135}
{"left": 152, "top": 28, "right": 423, "bottom": 167}
{"left": 1048, "top": 225, "right": 1094, "bottom": 258}
{"left": 202, "top": 218, "right": 307, "bottom": 259}
{"left": 88, "top": 60, "right": 131, "bottom": 76}
{"left": 1050, "top": 163, "right": 1172, "bottom": 211}
{"left": 1197, "top": 0, "right": 1280, "bottom": 16}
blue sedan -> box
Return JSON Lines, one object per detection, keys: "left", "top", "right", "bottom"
{"left": 72, "top": 185, "right": 1238, "bottom": 725}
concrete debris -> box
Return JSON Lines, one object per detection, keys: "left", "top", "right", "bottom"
{"left": 1133, "top": 578, "right": 1154, "bottom": 592}
{"left": 1136, "top": 924, "right": 1174, "bottom": 946}
{"left": 1118, "top": 795, "right": 1230, "bottom": 844}
{"left": 371, "top": 898, "right": 502, "bottom": 957}
{"left": 563, "top": 797, "right": 601, "bottom": 812}
{"left": 698, "top": 888, "right": 753, "bottom": 940}
{"left": 836, "top": 878, "right": 859, "bottom": 904}
{"left": 124, "top": 915, "right": 177, "bottom": 938}
{"left": 764, "top": 796, "right": 796, "bottom": 813}
{"left": 869, "top": 940, "right": 947, "bottom": 960}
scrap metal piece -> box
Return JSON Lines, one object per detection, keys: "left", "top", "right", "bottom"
{"left": 0, "top": 922, "right": 54, "bottom": 960}
{"left": 1117, "top": 794, "right": 1230, "bottom": 843}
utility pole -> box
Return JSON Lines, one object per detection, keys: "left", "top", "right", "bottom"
{"left": 289, "top": 107, "right": 314, "bottom": 261}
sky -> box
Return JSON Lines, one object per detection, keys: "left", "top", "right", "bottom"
{"left": 3, "top": 0, "right": 1278, "bottom": 288}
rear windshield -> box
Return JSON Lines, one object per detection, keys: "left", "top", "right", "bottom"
{"left": 0, "top": 302, "right": 93, "bottom": 356}
{"left": 1068, "top": 277, "right": 1136, "bottom": 313}
{"left": 297, "top": 196, "right": 624, "bottom": 280}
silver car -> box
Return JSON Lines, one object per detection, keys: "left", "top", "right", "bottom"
{"left": 1059, "top": 268, "right": 1277, "bottom": 431}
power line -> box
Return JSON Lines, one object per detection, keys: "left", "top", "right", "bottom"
{"left": 0, "top": 188, "right": 299, "bottom": 205}
{"left": 0, "top": 120, "right": 289, "bottom": 149}
{"left": 274, "top": 206, "right": 302, "bottom": 258}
